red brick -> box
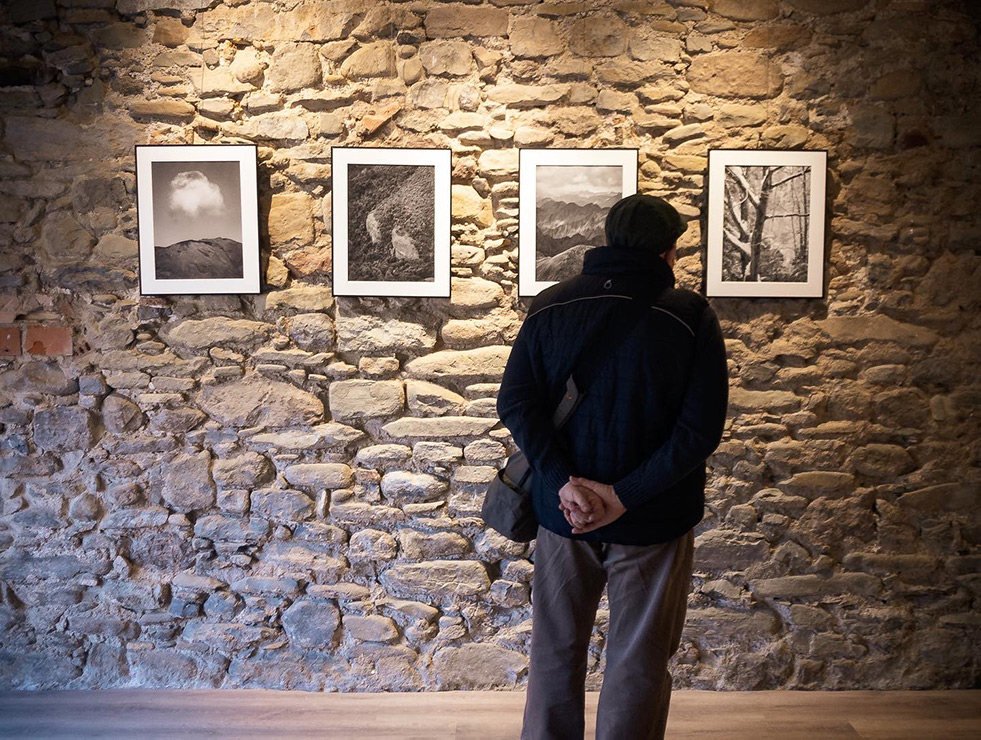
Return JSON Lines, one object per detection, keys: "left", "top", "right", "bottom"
{"left": 24, "top": 325, "right": 72, "bottom": 356}
{"left": 0, "top": 326, "right": 20, "bottom": 356}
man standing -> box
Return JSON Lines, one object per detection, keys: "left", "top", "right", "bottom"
{"left": 497, "top": 194, "right": 729, "bottom": 740}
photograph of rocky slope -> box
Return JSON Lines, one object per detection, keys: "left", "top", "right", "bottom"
{"left": 347, "top": 163, "right": 436, "bottom": 283}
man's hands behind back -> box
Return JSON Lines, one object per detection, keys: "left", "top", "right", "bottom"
{"left": 559, "top": 480, "right": 604, "bottom": 530}
{"left": 558, "top": 477, "right": 627, "bottom": 535}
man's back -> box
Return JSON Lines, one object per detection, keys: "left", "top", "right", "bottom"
{"left": 497, "top": 244, "right": 728, "bottom": 546}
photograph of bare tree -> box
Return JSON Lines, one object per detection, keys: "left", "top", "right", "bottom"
{"left": 332, "top": 147, "right": 451, "bottom": 298}
{"left": 707, "top": 150, "right": 827, "bottom": 298}
{"left": 723, "top": 164, "right": 809, "bottom": 282}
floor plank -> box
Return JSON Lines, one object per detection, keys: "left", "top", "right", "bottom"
{"left": 0, "top": 689, "right": 977, "bottom": 739}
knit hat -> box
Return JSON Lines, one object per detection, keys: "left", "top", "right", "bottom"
{"left": 604, "top": 194, "right": 687, "bottom": 255}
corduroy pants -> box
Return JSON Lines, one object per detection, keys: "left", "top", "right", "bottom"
{"left": 520, "top": 525, "right": 695, "bottom": 740}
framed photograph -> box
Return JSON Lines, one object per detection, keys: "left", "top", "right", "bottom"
{"left": 135, "top": 144, "right": 260, "bottom": 295}
{"left": 707, "top": 149, "right": 828, "bottom": 298}
{"left": 332, "top": 147, "right": 451, "bottom": 298}
{"left": 518, "top": 148, "right": 638, "bottom": 297}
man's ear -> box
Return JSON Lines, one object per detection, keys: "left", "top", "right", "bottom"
{"left": 661, "top": 242, "right": 678, "bottom": 267}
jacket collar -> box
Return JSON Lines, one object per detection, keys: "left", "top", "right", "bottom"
{"left": 582, "top": 246, "right": 676, "bottom": 289}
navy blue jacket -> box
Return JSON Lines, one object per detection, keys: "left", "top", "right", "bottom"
{"left": 497, "top": 246, "right": 729, "bottom": 545}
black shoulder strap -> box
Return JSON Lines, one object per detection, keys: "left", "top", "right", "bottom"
{"left": 551, "top": 291, "right": 657, "bottom": 429}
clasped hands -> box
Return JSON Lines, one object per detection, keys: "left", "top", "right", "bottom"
{"left": 558, "top": 477, "right": 626, "bottom": 535}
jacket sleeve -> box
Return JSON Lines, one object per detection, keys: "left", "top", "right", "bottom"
{"left": 496, "top": 316, "right": 575, "bottom": 495}
{"left": 612, "top": 303, "right": 729, "bottom": 510}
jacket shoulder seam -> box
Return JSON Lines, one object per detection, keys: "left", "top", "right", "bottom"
{"left": 529, "top": 293, "right": 700, "bottom": 337}
{"left": 527, "top": 294, "right": 635, "bottom": 320}
{"left": 650, "top": 305, "right": 696, "bottom": 337}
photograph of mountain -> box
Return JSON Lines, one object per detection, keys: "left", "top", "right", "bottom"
{"left": 519, "top": 150, "right": 637, "bottom": 296}
{"left": 154, "top": 236, "right": 243, "bottom": 280}
{"left": 136, "top": 144, "right": 259, "bottom": 295}
{"left": 535, "top": 165, "right": 621, "bottom": 282}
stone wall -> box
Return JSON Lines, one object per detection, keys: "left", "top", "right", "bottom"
{"left": 0, "top": 0, "right": 978, "bottom": 692}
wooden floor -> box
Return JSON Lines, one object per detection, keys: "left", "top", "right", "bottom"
{"left": 0, "top": 689, "right": 979, "bottom": 739}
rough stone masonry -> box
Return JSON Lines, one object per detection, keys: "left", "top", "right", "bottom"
{"left": 0, "top": 0, "right": 978, "bottom": 692}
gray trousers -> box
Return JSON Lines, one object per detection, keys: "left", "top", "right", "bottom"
{"left": 521, "top": 525, "right": 695, "bottom": 740}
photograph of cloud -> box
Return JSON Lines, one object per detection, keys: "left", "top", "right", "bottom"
{"left": 149, "top": 160, "right": 243, "bottom": 280}
{"left": 150, "top": 161, "right": 242, "bottom": 248}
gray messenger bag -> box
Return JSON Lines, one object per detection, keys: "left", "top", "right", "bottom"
{"left": 482, "top": 294, "right": 655, "bottom": 542}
